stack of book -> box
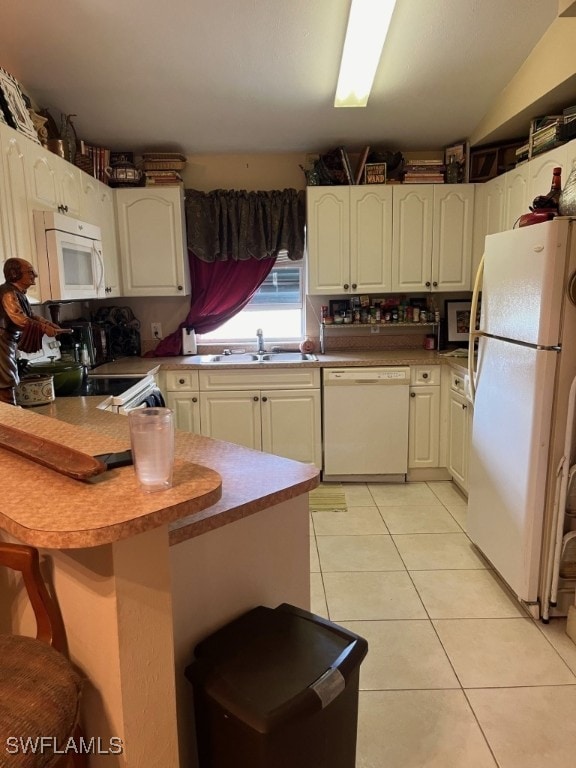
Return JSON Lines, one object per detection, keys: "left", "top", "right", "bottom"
{"left": 561, "top": 105, "right": 576, "bottom": 143}
{"left": 403, "top": 159, "right": 445, "bottom": 184}
{"left": 75, "top": 142, "right": 111, "bottom": 183}
{"left": 529, "top": 116, "right": 564, "bottom": 157}
{"left": 142, "top": 152, "right": 186, "bottom": 186}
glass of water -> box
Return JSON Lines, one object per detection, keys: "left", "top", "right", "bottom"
{"left": 128, "top": 407, "right": 175, "bottom": 492}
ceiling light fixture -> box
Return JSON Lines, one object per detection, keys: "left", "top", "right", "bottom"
{"left": 334, "top": 0, "right": 398, "bottom": 108}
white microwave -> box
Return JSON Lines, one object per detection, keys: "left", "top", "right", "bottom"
{"left": 33, "top": 210, "right": 105, "bottom": 302}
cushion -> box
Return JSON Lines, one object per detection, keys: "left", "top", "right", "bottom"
{"left": 0, "top": 635, "right": 82, "bottom": 768}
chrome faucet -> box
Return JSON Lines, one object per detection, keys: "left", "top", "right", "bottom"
{"left": 256, "top": 328, "right": 266, "bottom": 354}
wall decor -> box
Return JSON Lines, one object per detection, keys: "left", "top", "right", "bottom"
{"left": 364, "top": 162, "right": 387, "bottom": 184}
{"left": 0, "top": 68, "right": 40, "bottom": 143}
{"left": 445, "top": 299, "right": 472, "bottom": 344}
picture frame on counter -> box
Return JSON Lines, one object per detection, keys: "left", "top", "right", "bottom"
{"left": 445, "top": 299, "right": 472, "bottom": 344}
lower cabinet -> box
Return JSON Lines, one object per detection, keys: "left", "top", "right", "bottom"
{"left": 195, "top": 368, "right": 321, "bottom": 468}
{"left": 164, "top": 371, "right": 201, "bottom": 433}
{"left": 447, "top": 371, "right": 473, "bottom": 492}
{"left": 408, "top": 365, "right": 441, "bottom": 470}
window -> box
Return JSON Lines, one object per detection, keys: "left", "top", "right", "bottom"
{"left": 198, "top": 260, "right": 304, "bottom": 342}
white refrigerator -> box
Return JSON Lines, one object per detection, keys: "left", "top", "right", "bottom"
{"left": 467, "top": 217, "right": 576, "bottom": 614}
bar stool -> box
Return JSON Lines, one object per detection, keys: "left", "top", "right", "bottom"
{"left": 0, "top": 542, "right": 86, "bottom": 768}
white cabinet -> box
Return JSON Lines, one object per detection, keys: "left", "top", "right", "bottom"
{"left": 306, "top": 185, "right": 392, "bottom": 295}
{"left": 198, "top": 368, "right": 321, "bottom": 468}
{"left": 80, "top": 175, "right": 121, "bottom": 296}
{"left": 408, "top": 365, "right": 441, "bottom": 470}
{"left": 447, "top": 370, "right": 472, "bottom": 493}
{"left": 472, "top": 175, "right": 504, "bottom": 283}
{"left": 0, "top": 124, "right": 41, "bottom": 303}
{"left": 115, "top": 187, "right": 190, "bottom": 297}
{"left": 164, "top": 371, "right": 201, "bottom": 433}
{"left": 392, "top": 184, "right": 474, "bottom": 292}
{"left": 26, "top": 141, "right": 82, "bottom": 217}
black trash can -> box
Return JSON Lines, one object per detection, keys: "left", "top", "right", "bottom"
{"left": 185, "top": 603, "right": 368, "bottom": 768}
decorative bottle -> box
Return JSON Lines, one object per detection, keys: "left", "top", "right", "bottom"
{"left": 559, "top": 159, "right": 576, "bottom": 216}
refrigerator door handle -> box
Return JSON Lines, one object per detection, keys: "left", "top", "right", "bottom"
{"left": 468, "top": 254, "right": 484, "bottom": 404}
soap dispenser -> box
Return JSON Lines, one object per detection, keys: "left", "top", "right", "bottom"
{"left": 182, "top": 327, "right": 197, "bottom": 355}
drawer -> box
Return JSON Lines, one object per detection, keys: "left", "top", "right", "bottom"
{"left": 199, "top": 368, "right": 320, "bottom": 391}
{"left": 410, "top": 365, "right": 440, "bottom": 386}
{"left": 450, "top": 370, "right": 467, "bottom": 395}
{"left": 164, "top": 370, "right": 200, "bottom": 391}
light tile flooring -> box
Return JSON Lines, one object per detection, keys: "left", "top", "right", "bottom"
{"left": 309, "top": 481, "right": 576, "bottom": 768}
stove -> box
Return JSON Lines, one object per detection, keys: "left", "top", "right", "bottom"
{"left": 62, "top": 376, "right": 148, "bottom": 397}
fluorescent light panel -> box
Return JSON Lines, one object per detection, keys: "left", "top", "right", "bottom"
{"left": 334, "top": 0, "right": 397, "bottom": 108}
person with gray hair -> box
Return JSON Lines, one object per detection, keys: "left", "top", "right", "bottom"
{"left": 0, "top": 258, "right": 67, "bottom": 405}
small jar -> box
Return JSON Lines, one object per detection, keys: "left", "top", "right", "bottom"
{"left": 424, "top": 334, "right": 436, "bottom": 350}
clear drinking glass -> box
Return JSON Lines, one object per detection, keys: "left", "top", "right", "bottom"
{"left": 128, "top": 407, "right": 175, "bottom": 492}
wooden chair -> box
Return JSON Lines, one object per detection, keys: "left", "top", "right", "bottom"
{"left": 0, "top": 542, "right": 86, "bottom": 768}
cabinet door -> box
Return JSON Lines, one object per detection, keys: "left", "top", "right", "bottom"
{"left": 0, "top": 126, "right": 41, "bottom": 303}
{"left": 27, "top": 143, "right": 82, "bottom": 216}
{"left": 200, "top": 390, "right": 261, "bottom": 450}
{"left": 448, "top": 391, "right": 469, "bottom": 489}
{"left": 116, "top": 187, "right": 190, "bottom": 297}
{"left": 306, "top": 187, "right": 350, "bottom": 294}
{"left": 166, "top": 392, "right": 201, "bottom": 433}
{"left": 350, "top": 185, "right": 392, "bottom": 293}
{"left": 503, "top": 164, "right": 529, "bottom": 231}
{"left": 261, "top": 389, "right": 321, "bottom": 468}
{"left": 408, "top": 386, "right": 440, "bottom": 469}
{"left": 432, "top": 185, "right": 474, "bottom": 291}
{"left": 391, "top": 185, "right": 434, "bottom": 291}
{"left": 527, "top": 145, "right": 569, "bottom": 208}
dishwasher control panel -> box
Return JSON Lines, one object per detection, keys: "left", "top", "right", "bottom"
{"left": 324, "top": 367, "right": 410, "bottom": 384}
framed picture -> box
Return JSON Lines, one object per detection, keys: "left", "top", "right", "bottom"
{"left": 0, "top": 68, "right": 40, "bottom": 143}
{"left": 445, "top": 300, "right": 472, "bottom": 344}
{"left": 329, "top": 299, "right": 349, "bottom": 317}
{"left": 364, "top": 162, "right": 387, "bottom": 184}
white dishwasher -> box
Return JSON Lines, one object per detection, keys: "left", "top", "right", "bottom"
{"left": 323, "top": 367, "right": 410, "bottom": 482}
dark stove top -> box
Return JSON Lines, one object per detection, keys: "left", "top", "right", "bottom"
{"left": 61, "top": 376, "right": 146, "bottom": 398}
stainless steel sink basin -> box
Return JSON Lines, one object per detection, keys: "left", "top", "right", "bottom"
{"left": 260, "top": 352, "right": 317, "bottom": 362}
{"left": 207, "top": 354, "right": 260, "bottom": 362}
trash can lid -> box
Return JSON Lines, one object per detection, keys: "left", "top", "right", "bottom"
{"left": 186, "top": 604, "right": 367, "bottom": 731}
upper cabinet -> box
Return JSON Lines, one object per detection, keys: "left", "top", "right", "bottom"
{"left": 391, "top": 184, "right": 474, "bottom": 292}
{"left": 26, "top": 141, "right": 83, "bottom": 218}
{"left": 115, "top": 187, "right": 190, "bottom": 297}
{"left": 306, "top": 185, "right": 393, "bottom": 295}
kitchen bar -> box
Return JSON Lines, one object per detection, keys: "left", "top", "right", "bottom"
{"left": 0, "top": 401, "right": 319, "bottom": 767}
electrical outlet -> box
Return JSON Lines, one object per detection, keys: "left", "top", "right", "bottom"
{"left": 151, "top": 322, "right": 163, "bottom": 339}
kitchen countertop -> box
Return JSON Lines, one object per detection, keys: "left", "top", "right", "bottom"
{"left": 9, "top": 397, "right": 319, "bottom": 548}
{"left": 92, "top": 348, "right": 468, "bottom": 376}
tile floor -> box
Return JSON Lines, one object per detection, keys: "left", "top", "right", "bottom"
{"left": 309, "top": 481, "right": 576, "bottom": 768}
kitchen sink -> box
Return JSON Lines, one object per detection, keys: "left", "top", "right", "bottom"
{"left": 196, "top": 352, "right": 317, "bottom": 364}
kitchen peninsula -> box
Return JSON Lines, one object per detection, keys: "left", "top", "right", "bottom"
{"left": 0, "top": 401, "right": 318, "bottom": 768}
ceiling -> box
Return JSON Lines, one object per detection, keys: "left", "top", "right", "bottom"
{"left": 0, "top": 0, "right": 562, "bottom": 156}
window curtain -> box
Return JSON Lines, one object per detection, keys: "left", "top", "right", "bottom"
{"left": 147, "top": 188, "right": 305, "bottom": 356}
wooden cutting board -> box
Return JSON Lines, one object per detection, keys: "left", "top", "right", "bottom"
{"left": 0, "top": 423, "right": 107, "bottom": 481}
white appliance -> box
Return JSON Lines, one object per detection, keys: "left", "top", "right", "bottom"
{"left": 323, "top": 367, "right": 410, "bottom": 481}
{"left": 468, "top": 217, "right": 576, "bottom": 616}
{"left": 33, "top": 210, "right": 104, "bottom": 302}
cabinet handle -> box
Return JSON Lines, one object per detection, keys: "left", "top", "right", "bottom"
{"left": 422, "top": 372, "right": 428, "bottom": 379}
{"left": 177, "top": 285, "right": 183, "bottom": 291}
{"left": 432, "top": 281, "right": 438, "bottom": 287}
{"left": 178, "top": 378, "right": 186, "bottom": 384}
{"left": 262, "top": 396, "right": 268, "bottom": 402}
{"left": 462, "top": 403, "right": 467, "bottom": 410}
{"left": 410, "top": 392, "right": 416, "bottom": 398}
{"left": 455, "top": 378, "right": 460, "bottom": 386}
{"left": 343, "top": 283, "right": 349, "bottom": 290}
{"left": 253, "top": 396, "right": 259, "bottom": 402}
{"left": 192, "top": 397, "right": 198, "bottom": 403}
{"left": 351, "top": 283, "right": 357, "bottom": 290}
{"left": 425, "top": 281, "right": 431, "bottom": 287}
